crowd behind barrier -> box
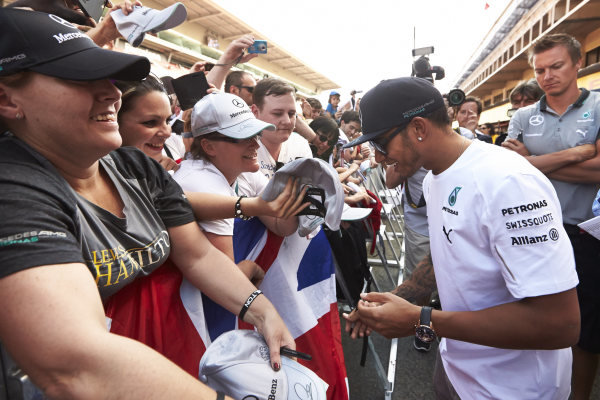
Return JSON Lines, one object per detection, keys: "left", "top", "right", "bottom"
{"left": 0, "top": 2, "right": 599, "bottom": 400}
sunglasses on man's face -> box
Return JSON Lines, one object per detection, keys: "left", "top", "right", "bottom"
{"left": 237, "top": 85, "right": 255, "bottom": 93}
{"left": 369, "top": 125, "right": 404, "bottom": 156}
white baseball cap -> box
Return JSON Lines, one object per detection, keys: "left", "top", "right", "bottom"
{"left": 341, "top": 203, "right": 373, "bottom": 221}
{"left": 191, "top": 92, "right": 275, "bottom": 139}
{"left": 199, "top": 330, "right": 328, "bottom": 400}
{"left": 112, "top": 3, "right": 188, "bottom": 47}
{"left": 261, "top": 158, "right": 345, "bottom": 237}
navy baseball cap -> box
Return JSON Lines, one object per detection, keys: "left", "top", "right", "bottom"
{"left": 0, "top": 8, "right": 150, "bottom": 81}
{"left": 344, "top": 77, "right": 445, "bottom": 148}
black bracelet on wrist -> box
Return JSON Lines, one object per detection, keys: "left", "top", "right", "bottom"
{"left": 239, "top": 289, "right": 263, "bottom": 321}
{"left": 235, "top": 195, "right": 252, "bottom": 220}
{"left": 216, "top": 391, "right": 225, "bottom": 400}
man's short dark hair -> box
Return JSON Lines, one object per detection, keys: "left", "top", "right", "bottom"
{"left": 306, "top": 97, "right": 322, "bottom": 110}
{"left": 225, "top": 71, "right": 251, "bottom": 93}
{"left": 529, "top": 33, "right": 582, "bottom": 66}
{"left": 340, "top": 111, "right": 360, "bottom": 124}
{"left": 510, "top": 79, "right": 543, "bottom": 104}
{"left": 460, "top": 96, "right": 483, "bottom": 116}
{"left": 252, "top": 78, "right": 295, "bottom": 110}
{"left": 423, "top": 106, "right": 451, "bottom": 129}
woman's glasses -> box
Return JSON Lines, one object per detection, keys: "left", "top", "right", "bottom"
{"left": 317, "top": 135, "right": 337, "bottom": 146}
{"left": 204, "top": 132, "right": 261, "bottom": 143}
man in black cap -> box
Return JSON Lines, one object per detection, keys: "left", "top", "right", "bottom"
{"left": 343, "top": 77, "right": 580, "bottom": 399}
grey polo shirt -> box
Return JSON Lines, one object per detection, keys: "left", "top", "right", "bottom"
{"left": 508, "top": 89, "right": 600, "bottom": 225}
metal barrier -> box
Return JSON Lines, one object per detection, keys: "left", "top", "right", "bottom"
{"left": 344, "top": 163, "right": 406, "bottom": 400}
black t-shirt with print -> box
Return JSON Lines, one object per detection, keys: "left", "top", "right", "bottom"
{"left": 0, "top": 136, "right": 195, "bottom": 298}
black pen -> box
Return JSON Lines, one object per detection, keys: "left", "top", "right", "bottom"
{"left": 280, "top": 347, "right": 312, "bottom": 361}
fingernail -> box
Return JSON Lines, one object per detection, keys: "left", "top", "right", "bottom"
{"left": 273, "top": 362, "right": 281, "bottom": 371}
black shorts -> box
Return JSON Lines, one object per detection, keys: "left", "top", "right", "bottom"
{"left": 565, "top": 224, "right": 600, "bottom": 353}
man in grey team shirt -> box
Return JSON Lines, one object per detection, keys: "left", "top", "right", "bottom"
{"left": 503, "top": 33, "right": 600, "bottom": 400}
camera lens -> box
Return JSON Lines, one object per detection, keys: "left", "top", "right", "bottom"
{"left": 447, "top": 89, "right": 465, "bottom": 106}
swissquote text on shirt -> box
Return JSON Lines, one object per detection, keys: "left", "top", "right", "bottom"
{"left": 0, "top": 137, "right": 195, "bottom": 298}
{"left": 423, "top": 140, "right": 578, "bottom": 400}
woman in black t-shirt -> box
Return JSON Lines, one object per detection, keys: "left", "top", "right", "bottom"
{"left": 0, "top": 8, "right": 293, "bottom": 400}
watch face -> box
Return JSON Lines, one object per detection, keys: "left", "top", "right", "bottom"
{"left": 415, "top": 325, "right": 436, "bottom": 343}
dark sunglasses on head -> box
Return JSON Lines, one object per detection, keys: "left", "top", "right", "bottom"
{"left": 369, "top": 125, "right": 404, "bottom": 156}
{"left": 237, "top": 85, "right": 255, "bottom": 93}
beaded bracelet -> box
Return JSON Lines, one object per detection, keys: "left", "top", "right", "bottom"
{"left": 239, "top": 290, "right": 263, "bottom": 321}
{"left": 234, "top": 195, "right": 252, "bottom": 220}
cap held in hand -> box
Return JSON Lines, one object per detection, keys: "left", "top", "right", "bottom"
{"left": 200, "top": 330, "right": 328, "bottom": 400}
{"left": 111, "top": 2, "right": 188, "bottom": 47}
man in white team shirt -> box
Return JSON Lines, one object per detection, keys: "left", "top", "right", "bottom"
{"left": 251, "top": 78, "right": 313, "bottom": 179}
{"left": 342, "top": 77, "right": 580, "bottom": 399}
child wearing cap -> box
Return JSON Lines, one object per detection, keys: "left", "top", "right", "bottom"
{"left": 324, "top": 90, "right": 341, "bottom": 119}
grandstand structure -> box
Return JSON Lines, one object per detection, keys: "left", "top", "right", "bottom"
{"left": 453, "top": 0, "right": 600, "bottom": 129}
{"left": 2, "top": 0, "right": 339, "bottom": 96}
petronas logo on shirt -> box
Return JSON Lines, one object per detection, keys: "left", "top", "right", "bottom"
{"left": 448, "top": 187, "right": 462, "bottom": 206}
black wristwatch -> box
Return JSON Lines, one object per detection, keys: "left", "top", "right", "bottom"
{"left": 415, "top": 306, "right": 436, "bottom": 343}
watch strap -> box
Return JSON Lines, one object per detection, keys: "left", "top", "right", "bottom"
{"left": 420, "top": 306, "right": 433, "bottom": 327}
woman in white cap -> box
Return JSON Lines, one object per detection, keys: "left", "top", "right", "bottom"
{"left": 0, "top": 8, "right": 293, "bottom": 400}
{"left": 174, "top": 92, "right": 306, "bottom": 275}
{"left": 115, "top": 75, "right": 305, "bottom": 223}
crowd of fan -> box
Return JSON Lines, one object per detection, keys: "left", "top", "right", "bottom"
{"left": 1, "top": 2, "right": 599, "bottom": 400}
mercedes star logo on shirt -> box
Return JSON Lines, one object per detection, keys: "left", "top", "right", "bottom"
{"left": 529, "top": 115, "right": 544, "bottom": 126}
{"left": 232, "top": 99, "right": 245, "bottom": 108}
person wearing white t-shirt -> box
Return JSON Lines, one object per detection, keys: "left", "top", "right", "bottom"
{"left": 173, "top": 92, "right": 306, "bottom": 281}
{"left": 250, "top": 78, "right": 313, "bottom": 179}
{"left": 343, "top": 77, "right": 580, "bottom": 400}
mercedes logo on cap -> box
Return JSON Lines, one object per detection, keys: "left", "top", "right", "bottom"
{"left": 48, "top": 14, "right": 76, "bottom": 28}
{"left": 232, "top": 99, "right": 245, "bottom": 108}
{"left": 529, "top": 115, "right": 544, "bottom": 126}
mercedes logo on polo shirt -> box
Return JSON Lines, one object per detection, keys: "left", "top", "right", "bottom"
{"left": 232, "top": 98, "right": 245, "bottom": 108}
{"left": 529, "top": 115, "right": 544, "bottom": 126}
{"left": 48, "top": 14, "right": 76, "bottom": 28}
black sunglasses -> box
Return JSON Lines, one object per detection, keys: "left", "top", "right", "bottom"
{"left": 236, "top": 85, "right": 255, "bottom": 93}
{"left": 205, "top": 132, "right": 261, "bottom": 143}
{"left": 369, "top": 125, "right": 404, "bottom": 156}
{"left": 318, "top": 135, "right": 337, "bottom": 146}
